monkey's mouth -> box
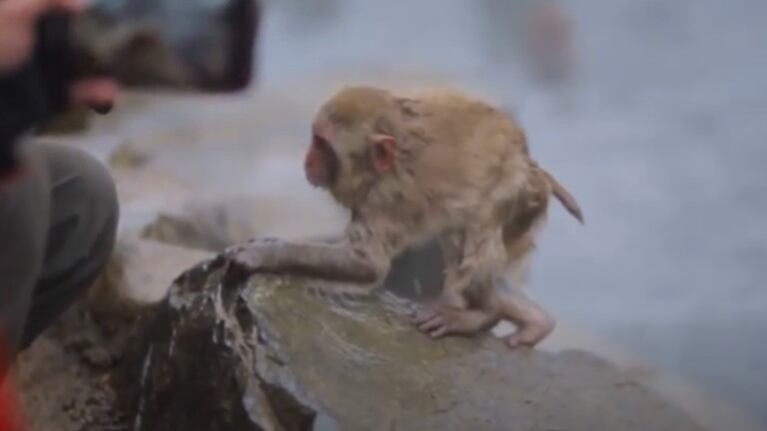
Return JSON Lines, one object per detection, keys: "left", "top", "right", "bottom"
{"left": 307, "top": 172, "right": 338, "bottom": 189}
{"left": 306, "top": 135, "right": 340, "bottom": 188}
{"left": 305, "top": 170, "right": 323, "bottom": 188}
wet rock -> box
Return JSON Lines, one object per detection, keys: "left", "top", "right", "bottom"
{"left": 14, "top": 235, "right": 211, "bottom": 431}
{"left": 383, "top": 240, "right": 445, "bottom": 302}
{"left": 13, "top": 303, "right": 136, "bottom": 431}
{"left": 125, "top": 256, "right": 707, "bottom": 431}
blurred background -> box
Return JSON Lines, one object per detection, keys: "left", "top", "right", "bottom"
{"left": 55, "top": 0, "right": 767, "bottom": 428}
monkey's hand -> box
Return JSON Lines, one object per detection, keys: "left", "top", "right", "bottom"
{"left": 410, "top": 306, "right": 498, "bottom": 339}
{"left": 223, "top": 237, "right": 389, "bottom": 286}
{"left": 224, "top": 237, "right": 279, "bottom": 261}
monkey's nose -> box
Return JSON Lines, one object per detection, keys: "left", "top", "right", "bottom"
{"left": 91, "top": 103, "right": 114, "bottom": 115}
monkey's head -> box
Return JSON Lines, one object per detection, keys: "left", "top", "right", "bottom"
{"left": 305, "top": 86, "right": 403, "bottom": 208}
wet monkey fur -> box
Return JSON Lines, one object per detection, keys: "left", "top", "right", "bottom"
{"left": 229, "top": 86, "right": 583, "bottom": 348}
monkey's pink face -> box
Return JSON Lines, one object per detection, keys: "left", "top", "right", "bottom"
{"left": 304, "top": 128, "right": 339, "bottom": 189}
{"left": 304, "top": 119, "right": 397, "bottom": 189}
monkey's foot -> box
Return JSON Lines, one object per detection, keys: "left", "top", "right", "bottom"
{"left": 410, "top": 307, "right": 493, "bottom": 339}
{"left": 503, "top": 310, "right": 556, "bottom": 349}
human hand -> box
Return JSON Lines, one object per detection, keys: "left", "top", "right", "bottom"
{"left": 0, "top": 0, "right": 119, "bottom": 111}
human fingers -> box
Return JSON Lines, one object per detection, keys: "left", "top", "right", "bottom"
{"left": 68, "top": 78, "right": 119, "bottom": 113}
{"left": 4, "top": 0, "right": 84, "bottom": 21}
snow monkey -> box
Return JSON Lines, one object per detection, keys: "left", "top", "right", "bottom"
{"left": 229, "top": 85, "right": 583, "bottom": 348}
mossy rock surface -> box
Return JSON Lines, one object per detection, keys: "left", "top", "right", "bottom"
{"left": 127, "top": 257, "right": 707, "bottom": 431}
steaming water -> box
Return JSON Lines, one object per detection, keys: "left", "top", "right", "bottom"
{"left": 80, "top": 0, "right": 767, "bottom": 426}
{"left": 262, "top": 1, "right": 767, "bottom": 425}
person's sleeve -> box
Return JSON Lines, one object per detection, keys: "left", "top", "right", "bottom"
{"left": 0, "top": 12, "right": 72, "bottom": 178}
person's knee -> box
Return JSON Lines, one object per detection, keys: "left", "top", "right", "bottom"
{"left": 68, "top": 147, "right": 119, "bottom": 240}
{"left": 39, "top": 142, "right": 119, "bottom": 265}
{"left": 11, "top": 143, "right": 119, "bottom": 351}
{"left": 73, "top": 147, "right": 119, "bottom": 259}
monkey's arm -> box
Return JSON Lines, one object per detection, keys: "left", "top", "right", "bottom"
{"left": 226, "top": 237, "right": 390, "bottom": 286}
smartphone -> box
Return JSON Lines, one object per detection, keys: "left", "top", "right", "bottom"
{"left": 66, "top": 0, "right": 261, "bottom": 93}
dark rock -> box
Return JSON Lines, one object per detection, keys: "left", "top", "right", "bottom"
{"left": 14, "top": 235, "right": 209, "bottom": 431}
{"left": 14, "top": 302, "right": 143, "bottom": 431}
{"left": 384, "top": 240, "right": 445, "bottom": 302}
{"left": 123, "top": 256, "right": 707, "bottom": 431}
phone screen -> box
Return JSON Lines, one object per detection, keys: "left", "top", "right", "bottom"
{"left": 69, "top": 0, "right": 261, "bottom": 93}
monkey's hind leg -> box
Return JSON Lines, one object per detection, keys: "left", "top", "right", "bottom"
{"left": 410, "top": 226, "right": 507, "bottom": 340}
{"left": 498, "top": 230, "right": 556, "bottom": 348}
{"left": 435, "top": 226, "right": 508, "bottom": 310}
{"left": 495, "top": 282, "right": 556, "bottom": 348}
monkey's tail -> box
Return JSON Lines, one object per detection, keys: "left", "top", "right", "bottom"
{"left": 542, "top": 169, "right": 584, "bottom": 224}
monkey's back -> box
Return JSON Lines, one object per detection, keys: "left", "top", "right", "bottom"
{"left": 400, "top": 88, "right": 537, "bottom": 223}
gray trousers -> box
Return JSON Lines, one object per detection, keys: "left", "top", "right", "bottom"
{"left": 0, "top": 142, "right": 118, "bottom": 360}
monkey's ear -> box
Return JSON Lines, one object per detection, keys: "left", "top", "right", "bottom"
{"left": 370, "top": 134, "right": 397, "bottom": 174}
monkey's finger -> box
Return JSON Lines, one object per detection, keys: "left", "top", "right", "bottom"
{"left": 223, "top": 243, "right": 245, "bottom": 255}
{"left": 417, "top": 315, "right": 445, "bottom": 333}
{"left": 247, "top": 237, "right": 280, "bottom": 245}
{"left": 69, "top": 78, "right": 119, "bottom": 113}
{"left": 314, "top": 287, "right": 331, "bottom": 302}
{"left": 409, "top": 309, "right": 437, "bottom": 325}
{"left": 505, "top": 335, "right": 521, "bottom": 349}
{"left": 229, "top": 252, "right": 253, "bottom": 266}
{"left": 229, "top": 247, "right": 264, "bottom": 270}
{"left": 335, "top": 291, "right": 361, "bottom": 309}
{"left": 408, "top": 309, "right": 424, "bottom": 319}
{"left": 428, "top": 326, "right": 448, "bottom": 339}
